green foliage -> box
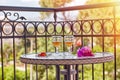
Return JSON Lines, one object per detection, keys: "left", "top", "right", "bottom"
{"left": 0, "top": 66, "right": 29, "bottom": 80}
{"left": 32, "top": 65, "right": 57, "bottom": 80}
{"left": 39, "top": 0, "right": 72, "bottom": 19}
{"left": 2, "top": 43, "right": 13, "bottom": 63}
{"left": 78, "top": 0, "right": 120, "bottom": 20}
{"left": 36, "top": 37, "right": 55, "bottom": 52}
{"left": 93, "top": 45, "right": 102, "bottom": 52}
{"left": 42, "top": 66, "right": 56, "bottom": 80}
{"left": 40, "top": 0, "right": 72, "bottom": 8}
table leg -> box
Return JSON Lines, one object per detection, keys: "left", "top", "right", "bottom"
{"left": 64, "top": 65, "right": 76, "bottom": 80}
{"left": 64, "top": 65, "right": 67, "bottom": 80}
{"left": 56, "top": 65, "right": 60, "bottom": 80}
{"left": 67, "top": 65, "right": 71, "bottom": 80}
{"left": 75, "top": 65, "right": 79, "bottom": 80}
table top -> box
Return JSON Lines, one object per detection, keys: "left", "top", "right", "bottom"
{"left": 20, "top": 52, "right": 114, "bottom": 65}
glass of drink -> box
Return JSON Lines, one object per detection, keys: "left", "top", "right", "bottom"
{"left": 52, "top": 36, "right": 62, "bottom": 54}
{"left": 64, "top": 35, "right": 74, "bottom": 54}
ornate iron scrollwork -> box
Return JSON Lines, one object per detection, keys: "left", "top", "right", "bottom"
{"left": 0, "top": 11, "right": 26, "bottom": 21}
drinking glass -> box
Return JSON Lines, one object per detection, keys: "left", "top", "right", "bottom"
{"left": 52, "top": 36, "right": 62, "bottom": 54}
{"left": 64, "top": 35, "right": 74, "bottom": 54}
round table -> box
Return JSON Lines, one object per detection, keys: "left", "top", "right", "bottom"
{"left": 20, "top": 52, "right": 114, "bottom": 80}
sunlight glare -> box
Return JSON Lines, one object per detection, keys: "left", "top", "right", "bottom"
{"left": 115, "top": 0, "right": 120, "bottom": 1}
{"left": 65, "top": 0, "right": 86, "bottom": 6}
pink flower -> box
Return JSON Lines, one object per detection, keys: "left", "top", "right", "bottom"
{"left": 74, "top": 38, "right": 81, "bottom": 47}
{"left": 77, "top": 46, "right": 94, "bottom": 57}
{"left": 76, "top": 39, "right": 81, "bottom": 47}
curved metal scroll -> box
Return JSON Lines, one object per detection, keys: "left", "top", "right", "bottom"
{"left": 0, "top": 11, "right": 26, "bottom": 21}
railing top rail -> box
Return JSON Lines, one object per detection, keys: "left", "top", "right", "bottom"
{"left": 55, "top": 2, "right": 120, "bottom": 12}
{"left": 0, "top": 6, "right": 55, "bottom": 12}
{"left": 0, "top": 2, "right": 120, "bottom": 12}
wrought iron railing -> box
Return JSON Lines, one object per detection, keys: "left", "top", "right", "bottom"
{"left": 0, "top": 2, "right": 120, "bottom": 80}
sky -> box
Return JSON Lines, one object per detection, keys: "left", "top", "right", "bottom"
{"left": 0, "top": 0, "right": 86, "bottom": 7}
{"left": 0, "top": 0, "right": 40, "bottom": 7}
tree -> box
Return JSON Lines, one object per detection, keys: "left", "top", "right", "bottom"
{"left": 40, "top": 0, "right": 72, "bottom": 8}
{"left": 78, "top": 0, "right": 116, "bottom": 20}
{"left": 77, "top": 0, "right": 120, "bottom": 80}
{"left": 39, "top": 0, "right": 72, "bottom": 20}
{"left": 3, "top": 43, "right": 12, "bottom": 64}
{"left": 77, "top": 0, "right": 119, "bottom": 48}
